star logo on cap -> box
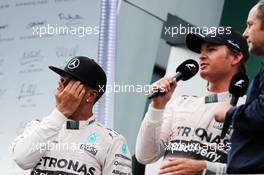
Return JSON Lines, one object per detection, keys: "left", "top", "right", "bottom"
{"left": 67, "top": 58, "right": 80, "bottom": 69}
{"left": 227, "top": 40, "right": 240, "bottom": 49}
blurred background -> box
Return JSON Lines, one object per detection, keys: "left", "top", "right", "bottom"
{"left": 0, "top": 0, "right": 260, "bottom": 174}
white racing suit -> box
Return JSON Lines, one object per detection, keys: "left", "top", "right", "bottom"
{"left": 11, "top": 109, "right": 132, "bottom": 175}
{"left": 136, "top": 92, "right": 245, "bottom": 174}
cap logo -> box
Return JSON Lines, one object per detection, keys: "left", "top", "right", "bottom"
{"left": 197, "top": 33, "right": 205, "bottom": 38}
{"left": 227, "top": 40, "right": 240, "bottom": 49}
{"left": 67, "top": 58, "right": 80, "bottom": 69}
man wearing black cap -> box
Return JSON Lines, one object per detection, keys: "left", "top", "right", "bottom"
{"left": 215, "top": 1, "right": 264, "bottom": 173}
{"left": 136, "top": 29, "right": 248, "bottom": 175}
{"left": 11, "top": 56, "right": 132, "bottom": 175}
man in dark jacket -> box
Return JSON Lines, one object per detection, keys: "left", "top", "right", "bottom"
{"left": 215, "top": 0, "right": 264, "bottom": 173}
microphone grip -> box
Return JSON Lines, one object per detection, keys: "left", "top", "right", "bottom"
{"left": 220, "top": 114, "right": 232, "bottom": 139}
{"left": 147, "top": 89, "right": 163, "bottom": 99}
{"left": 147, "top": 72, "right": 182, "bottom": 99}
{"left": 230, "top": 96, "right": 239, "bottom": 106}
{"left": 173, "top": 72, "right": 183, "bottom": 81}
{"left": 221, "top": 96, "right": 238, "bottom": 139}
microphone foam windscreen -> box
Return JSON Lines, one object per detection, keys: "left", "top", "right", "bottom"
{"left": 176, "top": 59, "right": 199, "bottom": 81}
{"left": 229, "top": 73, "right": 249, "bottom": 97}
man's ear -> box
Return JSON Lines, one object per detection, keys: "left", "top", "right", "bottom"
{"left": 231, "top": 52, "right": 244, "bottom": 66}
{"left": 85, "top": 90, "right": 98, "bottom": 103}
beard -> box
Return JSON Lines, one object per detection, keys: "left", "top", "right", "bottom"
{"left": 250, "top": 43, "right": 264, "bottom": 56}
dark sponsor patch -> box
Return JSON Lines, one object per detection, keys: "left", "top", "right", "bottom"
{"left": 213, "top": 122, "right": 223, "bottom": 130}
{"left": 114, "top": 160, "right": 132, "bottom": 168}
{"left": 205, "top": 94, "right": 218, "bottom": 103}
{"left": 66, "top": 121, "right": 79, "bottom": 130}
{"left": 31, "top": 169, "right": 77, "bottom": 175}
{"left": 115, "top": 154, "right": 132, "bottom": 161}
{"left": 80, "top": 144, "right": 98, "bottom": 156}
{"left": 112, "top": 169, "right": 131, "bottom": 175}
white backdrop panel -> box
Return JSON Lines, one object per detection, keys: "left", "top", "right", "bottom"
{"left": 0, "top": 0, "right": 100, "bottom": 174}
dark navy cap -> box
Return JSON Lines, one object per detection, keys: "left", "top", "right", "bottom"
{"left": 49, "top": 56, "right": 107, "bottom": 99}
{"left": 186, "top": 29, "right": 249, "bottom": 61}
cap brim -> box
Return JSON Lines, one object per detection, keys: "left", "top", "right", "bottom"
{"left": 49, "top": 66, "right": 67, "bottom": 76}
{"left": 185, "top": 33, "right": 222, "bottom": 53}
{"left": 49, "top": 66, "right": 80, "bottom": 81}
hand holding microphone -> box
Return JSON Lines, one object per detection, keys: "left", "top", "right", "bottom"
{"left": 220, "top": 73, "right": 249, "bottom": 138}
{"left": 149, "top": 59, "right": 199, "bottom": 109}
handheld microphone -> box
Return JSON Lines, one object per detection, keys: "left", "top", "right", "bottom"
{"left": 220, "top": 73, "right": 249, "bottom": 138}
{"left": 148, "top": 59, "right": 199, "bottom": 99}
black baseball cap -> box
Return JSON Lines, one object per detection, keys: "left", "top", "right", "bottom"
{"left": 185, "top": 29, "right": 249, "bottom": 61}
{"left": 49, "top": 56, "right": 107, "bottom": 100}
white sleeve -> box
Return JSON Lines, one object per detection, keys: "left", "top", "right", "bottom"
{"left": 103, "top": 136, "right": 132, "bottom": 175}
{"left": 135, "top": 103, "right": 173, "bottom": 164}
{"left": 10, "top": 108, "right": 67, "bottom": 170}
{"left": 204, "top": 161, "right": 226, "bottom": 175}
